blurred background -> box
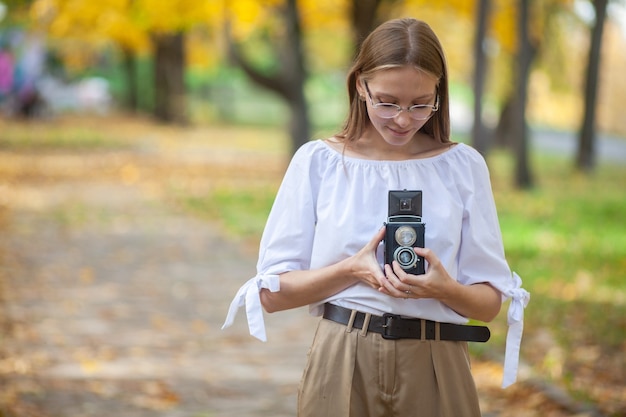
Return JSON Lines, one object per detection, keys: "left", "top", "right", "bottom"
{"left": 0, "top": 1, "right": 625, "bottom": 416}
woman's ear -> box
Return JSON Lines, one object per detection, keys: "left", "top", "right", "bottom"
{"left": 355, "top": 75, "right": 366, "bottom": 101}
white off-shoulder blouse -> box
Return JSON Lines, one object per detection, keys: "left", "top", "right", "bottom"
{"left": 223, "top": 140, "right": 529, "bottom": 388}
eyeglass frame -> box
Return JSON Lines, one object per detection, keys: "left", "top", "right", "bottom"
{"left": 363, "top": 81, "right": 439, "bottom": 121}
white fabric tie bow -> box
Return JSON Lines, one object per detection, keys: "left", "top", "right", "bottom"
{"left": 221, "top": 275, "right": 280, "bottom": 342}
{"left": 502, "top": 272, "right": 530, "bottom": 388}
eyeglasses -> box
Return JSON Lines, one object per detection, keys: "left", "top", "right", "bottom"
{"left": 364, "top": 82, "right": 439, "bottom": 121}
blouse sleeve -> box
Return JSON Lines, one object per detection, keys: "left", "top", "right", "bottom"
{"left": 456, "top": 148, "right": 530, "bottom": 389}
{"left": 222, "top": 143, "right": 319, "bottom": 341}
{"left": 456, "top": 150, "right": 511, "bottom": 288}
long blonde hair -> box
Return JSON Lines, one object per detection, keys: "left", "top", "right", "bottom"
{"left": 336, "top": 18, "right": 451, "bottom": 143}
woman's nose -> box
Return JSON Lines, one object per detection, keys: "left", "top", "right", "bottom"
{"left": 394, "top": 110, "right": 412, "bottom": 127}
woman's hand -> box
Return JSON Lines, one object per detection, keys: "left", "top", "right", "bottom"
{"left": 379, "top": 247, "right": 502, "bottom": 322}
{"left": 340, "top": 226, "right": 387, "bottom": 289}
{"left": 380, "top": 247, "right": 453, "bottom": 300}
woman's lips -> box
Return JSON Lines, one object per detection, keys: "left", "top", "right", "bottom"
{"left": 388, "top": 126, "right": 412, "bottom": 137}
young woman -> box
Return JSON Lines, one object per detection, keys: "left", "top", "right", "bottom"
{"left": 223, "top": 17, "right": 529, "bottom": 417}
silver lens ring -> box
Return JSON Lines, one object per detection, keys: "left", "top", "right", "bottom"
{"left": 394, "top": 226, "right": 417, "bottom": 247}
{"left": 393, "top": 246, "right": 418, "bottom": 269}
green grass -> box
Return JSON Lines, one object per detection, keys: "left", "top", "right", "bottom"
{"left": 181, "top": 186, "right": 278, "bottom": 240}
{"left": 0, "top": 123, "right": 130, "bottom": 151}
{"left": 488, "top": 150, "right": 626, "bottom": 351}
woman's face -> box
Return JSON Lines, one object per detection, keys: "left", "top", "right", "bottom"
{"left": 358, "top": 66, "right": 439, "bottom": 148}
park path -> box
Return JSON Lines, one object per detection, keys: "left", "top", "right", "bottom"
{"left": 0, "top": 199, "right": 317, "bottom": 417}
{"left": 0, "top": 119, "right": 319, "bottom": 417}
{"left": 0, "top": 116, "right": 607, "bottom": 416}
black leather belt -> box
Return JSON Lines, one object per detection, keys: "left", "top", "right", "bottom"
{"left": 323, "top": 303, "right": 490, "bottom": 342}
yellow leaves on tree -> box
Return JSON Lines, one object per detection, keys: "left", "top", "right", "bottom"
{"left": 225, "top": 0, "right": 284, "bottom": 41}
{"left": 29, "top": 0, "right": 226, "bottom": 72}
{"left": 27, "top": 0, "right": 585, "bottom": 99}
{"left": 133, "top": 0, "right": 216, "bottom": 33}
{"left": 30, "top": 0, "right": 147, "bottom": 71}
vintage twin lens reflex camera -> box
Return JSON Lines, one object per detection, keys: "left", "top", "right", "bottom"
{"left": 384, "top": 190, "right": 425, "bottom": 275}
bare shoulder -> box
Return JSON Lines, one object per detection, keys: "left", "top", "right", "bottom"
{"left": 417, "top": 141, "right": 458, "bottom": 159}
{"left": 324, "top": 137, "right": 343, "bottom": 149}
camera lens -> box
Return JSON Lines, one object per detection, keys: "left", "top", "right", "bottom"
{"left": 395, "top": 226, "right": 417, "bottom": 246}
{"left": 399, "top": 251, "right": 413, "bottom": 264}
{"left": 393, "top": 246, "right": 418, "bottom": 269}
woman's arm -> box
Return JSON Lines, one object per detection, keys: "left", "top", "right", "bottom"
{"left": 260, "top": 227, "right": 387, "bottom": 313}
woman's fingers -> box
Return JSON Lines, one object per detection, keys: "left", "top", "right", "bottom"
{"left": 368, "top": 225, "right": 386, "bottom": 249}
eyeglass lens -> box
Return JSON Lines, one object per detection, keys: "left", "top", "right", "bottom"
{"left": 374, "top": 105, "right": 434, "bottom": 120}
{"left": 364, "top": 81, "right": 437, "bottom": 121}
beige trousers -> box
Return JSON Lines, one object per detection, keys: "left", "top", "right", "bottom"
{"left": 298, "top": 317, "right": 482, "bottom": 417}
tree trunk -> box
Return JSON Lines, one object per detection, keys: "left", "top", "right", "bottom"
{"left": 282, "top": 0, "right": 309, "bottom": 153}
{"left": 122, "top": 48, "right": 138, "bottom": 112}
{"left": 289, "top": 89, "right": 309, "bottom": 156}
{"left": 512, "top": 0, "right": 534, "bottom": 189}
{"left": 471, "top": 0, "right": 492, "bottom": 156}
{"left": 350, "top": 0, "right": 401, "bottom": 51}
{"left": 576, "top": 0, "right": 608, "bottom": 172}
{"left": 494, "top": 97, "right": 514, "bottom": 149}
{"left": 351, "top": 0, "right": 381, "bottom": 49}
{"left": 227, "top": 0, "right": 309, "bottom": 156}
{"left": 153, "top": 32, "right": 187, "bottom": 125}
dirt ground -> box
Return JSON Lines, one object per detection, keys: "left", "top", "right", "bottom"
{"left": 0, "top": 116, "right": 613, "bottom": 416}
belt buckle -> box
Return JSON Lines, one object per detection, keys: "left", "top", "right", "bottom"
{"left": 381, "top": 313, "right": 401, "bottom": 340}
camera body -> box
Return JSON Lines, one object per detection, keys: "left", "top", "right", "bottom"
{"left": 384, "top": 190, "right": 425, "bottom": 275}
